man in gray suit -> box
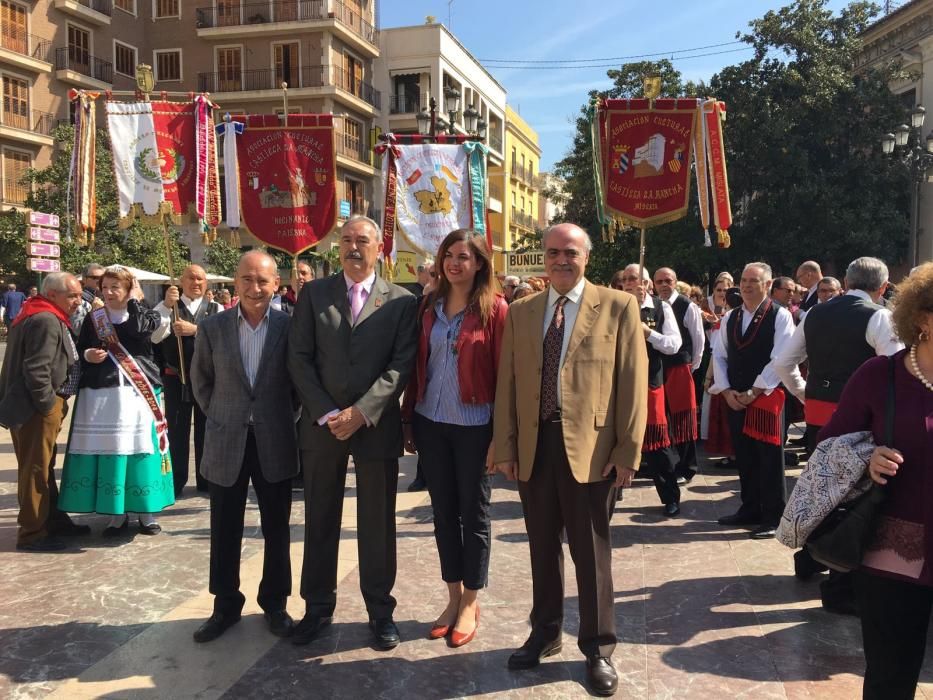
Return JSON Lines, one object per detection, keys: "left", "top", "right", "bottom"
{"left": 0, "top": 272, "right": 86, "bottom": 551}
{"left": 190, "top": 251, "right": 299, "bottom": 643}
{"left": 288, "top": 215, "right": 417, "bottom": 649}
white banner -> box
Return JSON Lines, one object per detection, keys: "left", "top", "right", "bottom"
{"left": 106, "top": 101, "right": 165, "bottom": 220}
{"left": 390, "top": 144, "right": 472, "bottom": 258}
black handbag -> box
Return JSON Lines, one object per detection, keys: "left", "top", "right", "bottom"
{"left": 806, "top": 356, "right": 895, "bottom": 573}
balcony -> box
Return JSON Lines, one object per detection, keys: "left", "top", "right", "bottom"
{"left": 489, "top": 132, "right": 503, "bottom": 153}
{"left": 389, "top": 93, "right": 419, "bottom": 115}
{"left": 195, "top": 0, "right": 377, "bottom": 53}
{"left": 0, "top": 31, "right": 53, "bottom": 72}
{"left": 0, "top": 109, "right": 56, "bottom": 146}
{"left": 53, "top": 0, "right": 112, "bottom": 25}
{"left": 331, "top": 66, "right": 380, "bottom": 110}
{"left": 335, "top": 132, "right": 376, "bottom": 176}
{"left": 198, "top": 64, "right": 380, "bottom": 112}
{"left": 55, "top": 47, "right": 113, "bottom": 89}
{"left": 511, "top": 207, "right": 536, "bottom": 231}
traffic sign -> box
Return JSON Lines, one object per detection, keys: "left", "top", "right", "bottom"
{"left": 29, "top": 258, "right": 61, "bottom": 272}
{"left": 29, "top": 211, "right": 60, "bottom": 228}
{"left": 29, "top": 227, "right": 60, "bottom": 243}
{"left": 29, "top": 243, "right": 60, "bottom": 258}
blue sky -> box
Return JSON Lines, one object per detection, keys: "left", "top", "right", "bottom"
{"left": 381, "top": 0, "right": 855, "bottom": 170}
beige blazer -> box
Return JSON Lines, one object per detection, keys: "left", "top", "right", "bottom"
{"left": 494, "top": 280, "right": 648, "bottom": 483}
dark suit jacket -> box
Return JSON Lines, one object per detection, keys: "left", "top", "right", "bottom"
{"left": 0, "top": 312, "right": 74, "bottom": 429}
{"left": 288, "top": 273, "right": 417, "bottom": 461}
{"left": 191, "top": 306, "right": 298, "bottom": 487}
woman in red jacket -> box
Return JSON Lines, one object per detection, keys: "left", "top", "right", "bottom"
{"left": 402, "top": 229, "right": 507, "bottom": 649}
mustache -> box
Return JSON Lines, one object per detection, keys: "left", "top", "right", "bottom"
{"left": 345, "top": 251, "right": 363, "bottom": 260}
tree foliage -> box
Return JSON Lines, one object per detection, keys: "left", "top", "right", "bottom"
{"left": 553, "top": 0, "right": 911, "bottom": 285}
{"left": 0, "top": 124, "right": 191, "bottom": 284}
{"left": 204, "top": 237, "right": 242, "bottom": 278}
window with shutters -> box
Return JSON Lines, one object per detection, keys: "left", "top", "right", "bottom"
{"left": 273, "top": 42, "right": 298, "bottom": 89}
{"left": 2, "top": 74, "right": 28, "bottom": 130}
{"left": 216, "top": 46, "right": 241, "bottom": 91}
{"left": 155, "top": 49, "right": 181, "bottom": 81}
{"left": 114, "top": 41, "right": 136, "bottom": 78}
{"left": 2, "top": 148, "right": 30, "bottom": 204}
{"left": 155, "top": 0, "right": 178, "bottom": 17}
{"left": 0, "top": 1, "right": 27, "bottom": 55}
{"left": 114, "top": 0, "right": 135, "bottom": 14}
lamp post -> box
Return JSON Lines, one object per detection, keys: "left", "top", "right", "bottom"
{"left": 414, "top": 88, "right": 486, "bottom": 141}
{"left": 882, "top": 105, "right": 933, "bottom": 267}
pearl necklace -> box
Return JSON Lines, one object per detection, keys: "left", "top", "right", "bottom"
{"left": 909, "top": 344, "right": 933, "bottom": 392}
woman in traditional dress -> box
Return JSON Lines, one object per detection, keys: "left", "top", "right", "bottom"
{"left": 60, "top": 265, "right": 174, "bottom": 535}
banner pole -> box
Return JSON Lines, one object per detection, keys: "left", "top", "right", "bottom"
{"left": 281, "top": 82, "right": 288, "bottom": 122}
{"left": 638, "top": 226, "right": 647, "bottom": 284}
{"left": 162, "top": 218, "right": 187, "bottom": 389}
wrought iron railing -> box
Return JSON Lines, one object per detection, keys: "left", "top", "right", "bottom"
{"left": 54, "top": 47, "right": 113, "bottom": 83}
{"left": 0, "top": 31, "right": 52, "bottom": 63}
{"left": 389, "top": 93, "right": 419, "bottom": 114}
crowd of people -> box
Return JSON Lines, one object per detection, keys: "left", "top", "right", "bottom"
{"left": 0, "top": 216, "right": 931, "bottom": 698}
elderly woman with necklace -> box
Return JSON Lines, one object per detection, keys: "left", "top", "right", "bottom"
{"left": 60, "top": 265, "right": 174, "bottom": 535}
{"left": 817, "top": 262, "right": 933, "bottom": 700}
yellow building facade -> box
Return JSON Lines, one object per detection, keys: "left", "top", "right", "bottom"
{"left": 488, "top": 105, "right": 541, "bottom": 272}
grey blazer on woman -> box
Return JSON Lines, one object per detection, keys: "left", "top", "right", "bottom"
{"left": 191, "top": 307, "right": 298, "bottom": 487}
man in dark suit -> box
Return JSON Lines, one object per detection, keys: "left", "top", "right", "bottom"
{"left": 189, "top": 251, "right": 299, "bottom": 643}
{"left": 288, "top": 215, "right": 418, "bottom": 649}
{"left": 0, "top": 272, "right": 86, "bottom": 551}
{"left": 796, "top": 260, "right": 823, "bottom": 312}
{"left": 494, "top": 223, "right": 648, "bottom": 696}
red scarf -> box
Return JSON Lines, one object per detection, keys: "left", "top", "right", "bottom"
{"left": 11, "top": 295, "right": 70, "bottom": 328}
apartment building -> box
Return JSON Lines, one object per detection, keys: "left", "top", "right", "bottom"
{"left": 488, "top": 104, "right": 540, "bottom": 271}
{"left": 373, "top": 21, "right": 507, "bottom": 266}
{"left": 0, "top": 0, "right": 380, "bottom": 251}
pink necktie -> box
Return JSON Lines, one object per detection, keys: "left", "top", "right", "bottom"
{"left": 350, "top": 283, "right": 366, "bottom": 324}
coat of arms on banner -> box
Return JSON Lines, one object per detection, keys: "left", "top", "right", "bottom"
{"left": 393, "top": 144, "right": 472, "bottom": 256}
{"left": 233, "top": 114, "right": 337, "bottom": 256}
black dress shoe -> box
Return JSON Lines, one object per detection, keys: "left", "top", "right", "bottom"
{"left": 102, "top": 517, "right": 130, "bottom": 537}
{"left": 48, "top": 520, "right": 91, "bottom": 536}
{"left": 193, "top": 611, "right": 241, "bottom": 643}
{"left": 138, "top": 522, "right": 162, "bottom": 535}
{"left": 16, "top": 537, "right": 67, "bottom": 552}
{"left": 369, "top": 618, "right": 401, "bottom": 650}
{"left": 291, "top": 614, "right": 333, "bottom": 646}
{"left": 507, "top": 636, "right": 562, "bottom": 670}
{"left": 264, "top": 610, "right": 295, "bottom": 638}
{"left": 585, "top": 656, "right": 618, "bottom": 696}
{"left": 407, "top": 477, "right": 426, "bottom": 492}
{"left": 750, "top": 525, "right": 777, "bottom": 539}
{"left": 717, "top": 512, "right": 760, "bottom": 526}
{"left": 663, "top": 503, "right": 681, "bottom": 517}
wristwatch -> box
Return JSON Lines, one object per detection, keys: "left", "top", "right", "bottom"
{"left": 745, "top": 389, "right": 755, "bottom": 398}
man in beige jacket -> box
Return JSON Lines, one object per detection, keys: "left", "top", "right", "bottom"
{"left": 494, "top": 223, "right": 647, "bottom": 697}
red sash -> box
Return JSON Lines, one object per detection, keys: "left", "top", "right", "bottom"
{"left": 705, "top": 393, "right": 734, "bottom": 457}
{"left": 742, "top": 389, "right": 785, "bottom": 446}
{"left": 643, "top": 386, "right": 671, "bottom": 452}
{"left": 91, "top": 308, "right": 170, "bottom": 470}
{"left": 664, "top": 363, "right": 697, "bottom": 445}
{"left": 804, "top": 398, "right": 837, "bottom": 427}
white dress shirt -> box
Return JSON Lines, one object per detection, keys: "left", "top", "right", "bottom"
{"left": 642, "top": 295, "right": 681, "bottom": 355}
{"left": 774, "top": 289, "right": 905, "bottom": 401}
{"left": 710, "top": 300, "right": 800, "bottom": 396}
{"left": 151, "top": 294, "right": 222, "bottom": 344}
{"left": 542, "top": 277, "right": 586, "bottom": 409}
{"left": 666, "top": 290, "right": 706, "bottom": 370}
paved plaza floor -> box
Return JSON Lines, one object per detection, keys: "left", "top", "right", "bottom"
{"left": 1, "top": 349, "right": 932, "bottom": 698}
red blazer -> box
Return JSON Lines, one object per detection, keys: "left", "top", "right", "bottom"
{"left": 402, "top": 294, "right": 508, "bottom": 421}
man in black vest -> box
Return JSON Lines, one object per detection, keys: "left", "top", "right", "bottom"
{"left": 653, "top": 267, "right": 705, "bottom": 483}
{"left": 617, "top": 265, "right": 683, "bottom": 515}
{"left": 152, "top": 264, "right": 223, "bottom": 498}
{"left": 796, "top": 260, "right": 822, "bottom": 312}
{"left": 711, "top": 262, "right": 800, "bottom": 539}
{"left": 775, "top": 256, "right": 902, "bottom": 606}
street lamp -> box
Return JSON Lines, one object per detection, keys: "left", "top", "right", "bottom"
{"left": 413, "top": 92, "right": 485, "bottom": 141}
{"left": 881, "top": 105, "right": 933, "bottom": 267}
{"left": 463, "top": 104, "right": 480, "bottom": 134}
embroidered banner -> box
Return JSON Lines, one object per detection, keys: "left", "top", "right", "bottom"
{"left": 234, "top": 114, "right": 337, "bottom": 256}
{"left": 69, "top": 89, "right": 99, "bottom": 244}
{"left": 597, "top": 98, "right": 699, "bottom": 228}
{"left": 382, "top": 143, "right": 476, "bottom": 260}
{"left": 106, "top": 100, "right": 200, "bottom": 229}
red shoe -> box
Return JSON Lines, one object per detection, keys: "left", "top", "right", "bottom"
{"left": 449, "top": 605, "right": 480, "bottom": 648}
{"left": 428, "top": 622, "right": 451, "bottom": 640}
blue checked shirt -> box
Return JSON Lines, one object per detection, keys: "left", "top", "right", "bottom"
{"left": 414, "top": 300, "right": 492, "bottom": 426}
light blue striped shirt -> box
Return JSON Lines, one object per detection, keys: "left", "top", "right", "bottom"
{"left": 237, "top": 304, "right": 270, "bottom": 388}
{"left": 415, "top": 300, "right": 492, "bottom": 426}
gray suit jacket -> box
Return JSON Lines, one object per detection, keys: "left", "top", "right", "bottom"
{"left": 0, "top": 312, "right": 74, "bottom": 429}
{"left": 191, "top": 307, "right": 298, "bottom": 487}
{"left": 288, "top": 273, "right": 417, "bottom": 460}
